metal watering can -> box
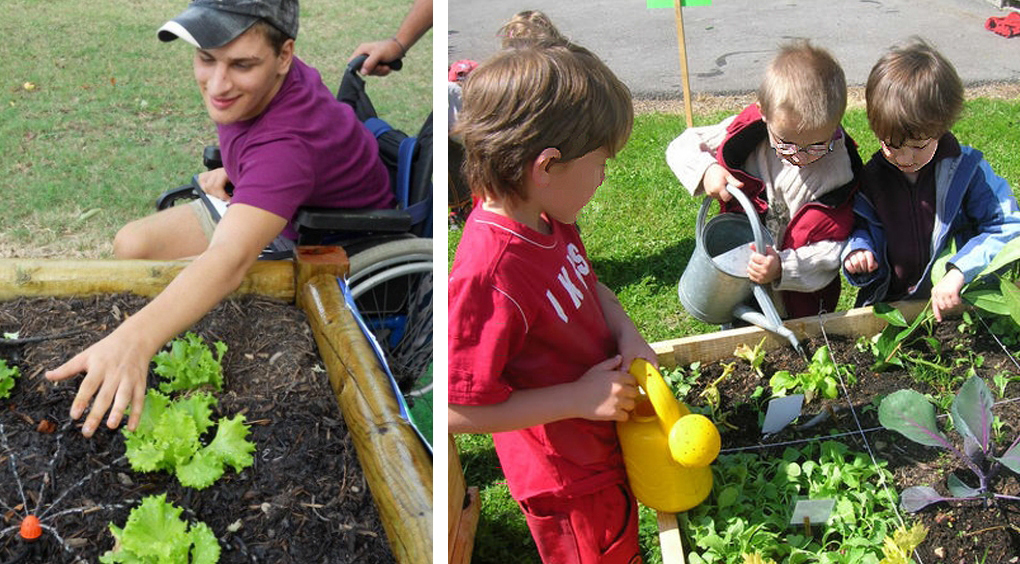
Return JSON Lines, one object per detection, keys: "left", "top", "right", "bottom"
{"left": 616, "top": 359, "right": 717, "bottom": 513}
{"left": 678, "top": 184, "right": 803, "bottom": 355}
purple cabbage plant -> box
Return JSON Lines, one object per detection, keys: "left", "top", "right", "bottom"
{"left": 878, "top": 375, "right": 1020, "bottom": 512}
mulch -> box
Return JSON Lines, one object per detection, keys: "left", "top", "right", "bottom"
{"left": 0, "top": 294, "right": 396, "bottom": 563}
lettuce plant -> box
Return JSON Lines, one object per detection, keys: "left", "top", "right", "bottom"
{"left": 0, "top": 359, "right": 18, "bottom": 399}
{"left": 125, "top": 390, "right": 255, "bottom": 490}
{"left": 100, "top": 493, "right": 219, "bottom": 564}
{"left": 879, "top": 375, "right": 1020, "bottom": 512}
{"left": 153, "top": 332, "right": 227, "bottom": 393}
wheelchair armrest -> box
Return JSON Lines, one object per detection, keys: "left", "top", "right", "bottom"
{"left": 294, "top": 207, "right": 414, "bottom": 234}
{"left": 203, "top": 146, "right": 223, "bottom": 170}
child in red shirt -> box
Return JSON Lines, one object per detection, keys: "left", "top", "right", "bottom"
{"left": 448, "top": 27, "right": 653, "bottom": 564}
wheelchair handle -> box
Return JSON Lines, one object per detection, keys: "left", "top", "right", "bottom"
{"left": 347, "top": 53, "right": 403, "bottom": 74}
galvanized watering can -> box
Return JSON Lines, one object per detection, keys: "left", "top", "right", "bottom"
{"left": 678, "top": 184, "right": 803, "bottom": 354}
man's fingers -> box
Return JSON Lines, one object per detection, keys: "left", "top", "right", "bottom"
{"left": 45, "top": 353, "right": 86, "bottom": 383}
{"left": 126, "top": 383, "right": 147, "bottom": 432}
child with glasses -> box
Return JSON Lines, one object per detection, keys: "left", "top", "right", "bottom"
{"left": 667, "top": 40, "right": 864, "bottom": 319}
{"left": 841, "top": 37, "right": 1020, "bottom": 320}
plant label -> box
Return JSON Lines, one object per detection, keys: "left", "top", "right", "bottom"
{"left": 789, "top": 498, "right": 835, "bottom": 528}
{"left": 762, "top": 394, "right": 804, "bottom": 435}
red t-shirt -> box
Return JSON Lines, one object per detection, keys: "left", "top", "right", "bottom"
{"left": 448, "top": 208, "right": 627, "bottom": 500}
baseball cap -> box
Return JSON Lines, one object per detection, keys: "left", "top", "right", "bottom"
{"left": 158, "top": 0, "right": 299, "bottom": 49}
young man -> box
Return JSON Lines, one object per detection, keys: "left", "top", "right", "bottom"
{"left": 46, "top": 0, "right": 392, "bottom": 437}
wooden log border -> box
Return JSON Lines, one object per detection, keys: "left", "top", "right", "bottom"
{"left": 0, "top": 255, "right": 433, "bottom": 563}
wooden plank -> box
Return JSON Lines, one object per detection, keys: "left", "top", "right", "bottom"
{"left": 652, "top": 300, "right": 929, "bottom": 369}
{"left": 449, "top": 487, "right": 480, "bottom": 564}
{"left": 299, "top": 275, "right": 432, "bottom": 564}
{"left": 0, "top": 258, "right": 294, "bottom": 302}
{"left": 448, "top": 435, "right": 467, "bottom": 546}
{"left": 657, "top": 511, "right": 686, "bottom": 564}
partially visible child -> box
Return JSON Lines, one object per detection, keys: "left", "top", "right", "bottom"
{"left": 842, "top": 37, "right": 1020, "bottom": 321}
{"left": 667, "top": 40, "right": 864, "bottom": 320}
{"left": 448, "top": 26, "right": 652, "bottom": 564}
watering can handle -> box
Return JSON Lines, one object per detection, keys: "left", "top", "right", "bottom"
{"left": 694, "top": 184, "right": 768, "bottom": 255}
{"left": 629, "top": 359, "right": 687, "bottom": 434}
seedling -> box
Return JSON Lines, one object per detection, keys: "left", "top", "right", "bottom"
{"left": 878, "top": 523, "right": 927, "bottom": 564}
{"left": 879, "top": 375, "right": 1020, "bottom": 512}
{"left": 733, "top": 337, "right": 767, "bottom": 378}
{"left": 0, "top": 359, "right": 18, "bottom": 399}
{"left": 769, "top": 346, "right": 853, "bottom": 403}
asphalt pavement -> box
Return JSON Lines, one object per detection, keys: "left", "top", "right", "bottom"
{"left": 448, "top": 0, "right": 1020, "bottom": 98}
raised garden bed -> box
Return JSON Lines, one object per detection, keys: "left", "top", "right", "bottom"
{"left": 0, "top": 253, "right": 431, "bottom": 563}
{"left": 647, "top": 301, "right": 1020, "bottom": 563}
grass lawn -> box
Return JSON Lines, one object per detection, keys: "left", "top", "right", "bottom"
{"left": 451, "top": 93, "right": 1020, "bottom": 563}
{"left": 0, "top": 0, "right": 432, "bottom": 259}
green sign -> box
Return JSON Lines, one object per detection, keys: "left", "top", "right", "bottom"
{"left": 647, "top": 0, "right": 711, "bottom": 7}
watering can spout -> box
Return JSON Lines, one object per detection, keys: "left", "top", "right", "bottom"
{"left": 733, "top": 303, "right": 804, "bottom": 357}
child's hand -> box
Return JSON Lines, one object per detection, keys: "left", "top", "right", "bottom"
{"left": 617, "top": 333, "right": 658, "bottom": 372}
{"left": 574, "top": 355, "right": 638, "bottom": 422}
{"left": 701, "top": 163, "right": 743, "bottom": 203}
{"left": 747, "top": 244, "right": 781, "bottom": 285}
{"left": 844, "top": 249, "right": 878, "bottom": 275}
{"left": 931, "top": 268, "right": 965, "bottom": 322}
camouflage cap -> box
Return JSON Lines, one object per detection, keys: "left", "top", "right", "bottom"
{"left": 158, "top": 0, "right": 299, "bottom": 49}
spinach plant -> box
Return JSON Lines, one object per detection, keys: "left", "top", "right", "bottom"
{"left": 0, "top": 359, "right": 18, "bottom": 400}
{"left": 879, "top": 375, "right": 1020, "bottom": 512}
{"left": 684, "top": 440, "right": 901, "bottom": 564}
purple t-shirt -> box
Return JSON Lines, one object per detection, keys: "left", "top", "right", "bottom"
{"left": 218, "top": 57, "right": 393, "bottom": 239}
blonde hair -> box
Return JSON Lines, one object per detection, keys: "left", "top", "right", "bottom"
{"left": 498, "top": 10, "right": 566, "bottom": 49}
{"left": 454, "top": 44, "right": 633, "bottom": 202}
{"left": 758, "top": 40, "right": 847, "bottom": 131}
{"left": 865, "top": 37, "right": 963, "bottom": 146}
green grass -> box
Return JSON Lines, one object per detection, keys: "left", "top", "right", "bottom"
{"left": 452, "top": 95, "right": 1020, "bottom": 561}
{"left": 0, "top": 0, "right": 431, "bottom": 258}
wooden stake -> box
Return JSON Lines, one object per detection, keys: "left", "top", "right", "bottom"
{"left": 673, "top": 0, "right": 695, "bottom": 128}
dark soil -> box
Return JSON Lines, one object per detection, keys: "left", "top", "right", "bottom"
{"left": 0, "top": 294, "right": 395, "bottom": 564}
{"left": 684, "top": 317, "right": 1020, "bottom": 562}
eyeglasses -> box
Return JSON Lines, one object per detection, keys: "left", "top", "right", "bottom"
{"left": 768, "top": 127, "right": 839, "bottom": 158}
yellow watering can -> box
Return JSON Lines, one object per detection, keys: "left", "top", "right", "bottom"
{"left": 617, "top": 359, "right": 720, "bottom": 512}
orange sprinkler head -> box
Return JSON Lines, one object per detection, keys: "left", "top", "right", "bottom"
{"left": 19, "top": 515, "right": 42, "bottom": 541}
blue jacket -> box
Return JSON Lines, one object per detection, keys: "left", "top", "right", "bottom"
{"left": 843, "top": 143, "right": 1020, "bottom": 306}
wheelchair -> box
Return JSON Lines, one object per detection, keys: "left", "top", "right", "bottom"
{"left": 155, "top": 55, "right": 433, "bottom": 423}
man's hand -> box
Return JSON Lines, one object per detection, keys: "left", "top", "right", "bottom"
{"left": 348, "top": 39, "right": 404, "bottom": 76}
{"left": 844, "top": 249, "right": 878, "bottom": 275}
{"left": 197, "top": 167, "right": 231, "bottom": 202}
{"left": 45, "top": 330, "right": 151, "bottom": 437}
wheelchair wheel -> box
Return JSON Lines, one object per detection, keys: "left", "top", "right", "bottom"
{"left": 347, "top": 238, "right": 433, "bottom": 416}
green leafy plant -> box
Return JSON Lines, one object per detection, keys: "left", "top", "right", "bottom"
{"left": 100, "top": 493, "right": 220, "bottom": 564}
{"left": 768, "top": 346, "right": 854, "bottom": 403}
{"left": 684, "top": 440, "right": 901, "bottom": 563}
{"left": 153, "top": 332, "right": 227, "bottom": 393}
{"left": 734, "top": 337, "right": 767, "bottom": 378}
{"left": 124, "top": 390, "right": 255, "bottom": 490}
{"left": 869, "top": 237, "right": 1020, "bottom": 372}
{"left": 879, "top": 375, "right": 1020, "bottom": 512}
{"left": 878, "top": 523, "right": 927, "bottom": 564}
{"left": 0, "top": 359, "right": 18, "bottom": 399}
